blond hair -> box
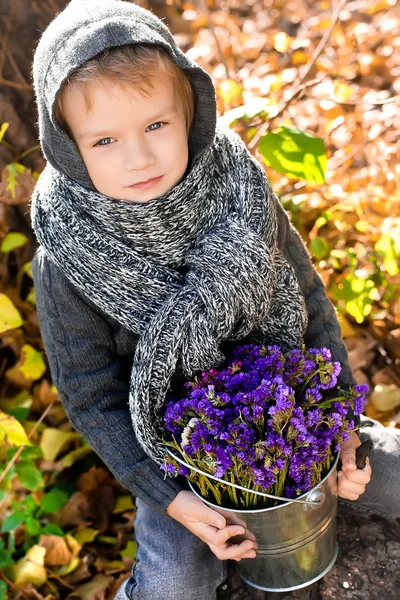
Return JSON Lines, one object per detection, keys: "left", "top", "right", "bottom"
{"left": 54, "top": 44, "right": 195, "bottom": 135}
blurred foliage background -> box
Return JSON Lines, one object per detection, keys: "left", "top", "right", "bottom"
{"left": 0, "top": 0, "right": 399, "bottom": 598}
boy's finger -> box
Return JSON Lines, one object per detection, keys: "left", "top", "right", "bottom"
{"left": 340, "top": 443, "right": 357, "bottom": 469}
{"left": 203, "top": 524, "right": 246, "bottom": 546}
{"left": 197, "top": 507, "right": 226, "bottom": 530}
{"left": 340, "top": 466, "right": 371, "bottom": 485}
{"left": 338, "top": 472, "right": 366, "bottom": 496}
{"left": 209, "top": 539, "right": 256, "bottom": 561}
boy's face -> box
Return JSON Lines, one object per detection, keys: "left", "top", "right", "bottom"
{"left": 62, "top": 72, "right": 189, "bottom": 202}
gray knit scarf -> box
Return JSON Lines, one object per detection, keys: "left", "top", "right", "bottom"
{"left": 31, "top": 125, "right": 308, "bottom": 463}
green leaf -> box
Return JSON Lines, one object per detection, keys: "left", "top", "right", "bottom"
{"left": 0, "top": 410, "right": 31, "bottom": 446}
{"left": 120, "top": 539, "right": 137, "bottom": 560}
{"left": 22, "top": 495, "right": 38, "bottom": 513}
{"left": 375, "top": 232, "right": 399, "bottom": 277}
{"left": 1, "top": 510, "right": 25, "bottom": 533}
{"left": 113, "top": 495, "right": 135, "bottom": 514}
{"left": 19, "top": 445, "right": 43, "bottom": 461}
{"left": 18, "top": 344, "right": 47, "bottom": 381}
{"left": 0, "top": 580, "right": 8, "bottom": 600}
{"left": 3, "top": 163, "right": 26, "bottom": 199}
{"left": 74, "top": 527, "right": 100, "bottom": 545}
{"left": 25, "top": 516, "right": 41, "bottom": 536}
{"left": 310, "top": 237, "right": 330, "bottom": 260}
{"left": 340, "top": 276, "right": 376, "bottom": 324}
{"left": 41, "top": 523, "right": 64, "bottom": 536}
{"left": 0, "top": 122, "right": 9, "bottom": 143}
{"left": 0, "top": 390, "right": 32, "bottom": 420}
{"left": 1, "top": 232, "right": 28, "bottom": 254}
{"left": 0, "top": 294, "right": 23, "bottom": 333}
{"left": 258, "top": 126, "right": 327, "bottom": 183}
{"left": 15, "top": 463, "right": 44, "bottom": 491}
{"left": 41, "top": 489, "right": 69, "bottom": 514}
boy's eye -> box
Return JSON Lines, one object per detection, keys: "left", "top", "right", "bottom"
{"left": 146, "top": 122, "right": 166, "bottom": 132}
{"left": 95, "top": 137, "right": 115, "bottom": 146}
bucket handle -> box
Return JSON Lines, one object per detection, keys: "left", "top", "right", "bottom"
{"left": 165, "top": 447, "right": 323, "bottom": 506}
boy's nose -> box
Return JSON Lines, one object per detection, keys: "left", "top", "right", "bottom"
{"left": 124, "top": 140, "right": 156, "bottom": 172}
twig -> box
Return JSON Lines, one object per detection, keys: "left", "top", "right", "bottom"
{"left": 25, "top": 560, "right": 75, "bottom": 591}
{"left": 307, "top": 93, "right": 400, "bottom": 107}
{"left": 19, "top": 144, "right": 41, "bottom": 160}
{"left": 249, "top": 0, "right": 348, "bottom": 150}
{"left": 6, "top": 51, "right": 30, "bottom": 87}
{"left": 0, "top": 77, "right": 32, "bottom": 91}
{"left": 0, "top": 402, "right": 54, "bottom": 484}
{"left": 198, "top": 0, "right": 230, "bottom": 80}
{"left": 0, "top": 27, "right": 8, "bottom": 77}
{"left": 0, "top": 572, "right": 30, "bottom": 600}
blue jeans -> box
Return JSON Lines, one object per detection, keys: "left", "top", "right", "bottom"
{"left": 116, "top": 416, "right": 400, "bottom": 600}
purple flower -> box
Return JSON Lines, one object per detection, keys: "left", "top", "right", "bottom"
{"left": 161, "top": 343, "right": 367, "bottom": 507}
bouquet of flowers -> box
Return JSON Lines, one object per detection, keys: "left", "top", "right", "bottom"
{"left": 162, "top": 344, "right": 367, "bottom": 509}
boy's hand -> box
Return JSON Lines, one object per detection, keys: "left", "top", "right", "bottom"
{"left": 338, "top": 431, "right": 372, "bottom": 500}
{"left": 167, "top": 490, "right": 257, "bottom": 561}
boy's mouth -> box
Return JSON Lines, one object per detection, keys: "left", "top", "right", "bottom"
{"left": 128, "top": 175, "right": 164, "bottom": 190}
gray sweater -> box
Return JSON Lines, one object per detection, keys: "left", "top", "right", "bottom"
{"left": 32, "top": 194, "right": 357, "bottom": 514}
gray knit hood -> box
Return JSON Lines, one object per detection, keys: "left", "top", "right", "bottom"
{"left": 32, "top": 0, "right": 217, "bottom": 189}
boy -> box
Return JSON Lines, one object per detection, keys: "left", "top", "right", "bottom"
{"left": 31, "top": 1, "right": 399, "bottom": 598}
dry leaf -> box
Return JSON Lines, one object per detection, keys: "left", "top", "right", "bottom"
{"left": 39, "top": 534, "right": 72, "bottom": 566}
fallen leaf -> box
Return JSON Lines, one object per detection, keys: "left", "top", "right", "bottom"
{"left": 371, "top": 384, "right": 400, "bottom": 412}
{"left": 39, "top": 534, "right": 72, "bottom": 566}
{"left": 70, "top": 574, "right": 113, "bottom": 600}
{"left": 40, "top": 428, "right": 81, "bottom": 461}
{"left": 12, "top": 545, "right": 47, "bottom": 587}
{"left": 0, "top": 293, "right": 23, "bottom": 333}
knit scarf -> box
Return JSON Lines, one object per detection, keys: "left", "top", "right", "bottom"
{"left": 31, "top": 126, "right": 308, "bottom": 463}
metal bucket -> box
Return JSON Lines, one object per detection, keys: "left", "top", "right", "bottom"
{"left": 188, "top": 454, "right": 339, "bottom": 592}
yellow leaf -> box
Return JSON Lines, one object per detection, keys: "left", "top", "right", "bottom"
{"left": 40, "top": 428, "right": 81, "bottom": 461}
{"left": 0, "top": 122, "right": 9, "bottom": 143}
{"left": 27, "top": 288, "right": 36, "bottom": 306}
{"left": 371, "top": 384, "right": 400, "bottom": 412}
{"left": 57, "top": 556, "right": 80, "bottom": 577}
{"left": 333, "top": 81, "right": 355, "bottom": 103}
{"left": 113, "top": 495, "right": 135, "bottom": 514}
{"left": 0, "top": 410, "right": 31, "bottom": 446}
{"left": 273, "top": 32, "right": 293, "bottom": 53}
{"left": 18, "top": 344, "right": 46, "bottom": 381}
{"left": 338, "top": 316, "right": 358, "bottom": 339}
{"left": 59, "top": 444, "right": 92, "bottom": 468}
{"left": 12, "top": 545, "right": 47, "bottom": 587}
{"left": 65, "top": 534, "right": 82, "bottom": 558}
{"left": 22, "top": 261, "right": 33, "bottom": 278}
{"left": 218, "top": 79, "right": 243, "bottom": 105}
{"left": 4, "top": 163, "right": 26, "bottom": 200}
{"left": 73, "top": 528, "right": 100, "bottom": 545}
{"left": 355, "top": 220, "right": 369, "bottom": 233}
{"left": 0, "top": 294, "right": 23, "bottom": 333}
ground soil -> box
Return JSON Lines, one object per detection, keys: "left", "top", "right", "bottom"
{"left": 218, "top": 513, "right": 400, "bottom": 600}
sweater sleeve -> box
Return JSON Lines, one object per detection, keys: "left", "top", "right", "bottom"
{"left": 272, "top": 194, "right": 360, "bottom": 425}
{"left": 32, "top": 248, "right": 184, "bottom": 513}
